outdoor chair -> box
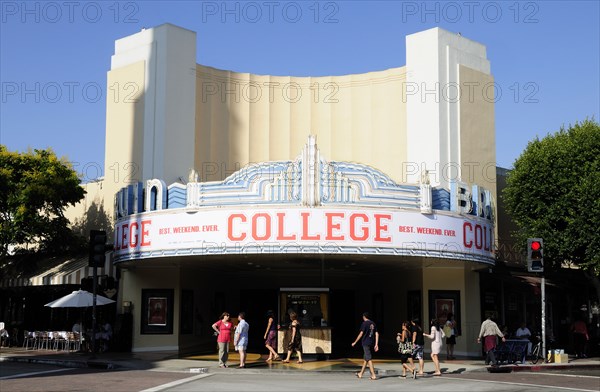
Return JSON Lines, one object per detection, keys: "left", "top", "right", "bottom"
{"left": 32, "top": 331, "right": 43, "bottom": 350}
{"left": 67, "top": 332, "right": 81, "bottom": 352}
{"left": 52, "top": 331, "right": 67, "bottom": 351}
{"left": 37, "top": 331, "right": 50, "bottom": 350}
{"left": 23, "top": 330, "right": 37, "bottom": 350}
{"left": 23, "top": 330, "right": 32, "bottom": 349}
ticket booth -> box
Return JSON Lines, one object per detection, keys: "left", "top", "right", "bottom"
{"left": 277, "top": 288, "right": 332, "bottom": 355}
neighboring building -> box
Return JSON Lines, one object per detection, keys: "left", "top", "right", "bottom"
{"left": 0, "top": 175, "right": 117, "bottom": 336}
{"left": 486, "top": 167, "right": 598, "bottom": 351}
{"left": 64, "top": 24, "right": 498, "bottom": 356}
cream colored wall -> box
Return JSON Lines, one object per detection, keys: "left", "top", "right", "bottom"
{"left": 459, "top": 65, "right": 497, "bottom": 245}
{"left": 422, "top": 266, "right": 483, "bottom": 356}
{"left": 120, "top": 266, "right": 181, "bottom": 351}
{"left": 422, "top": 266, "right": 475, "bottom": 356}
{"left": 459, "top": 65, "right": 496, "bottom": 200}
{"left": 103, "top": 61, "right": 146, "bottom": 220}
{"left": 194, "top": 65, "right": 408, "bottom": 183}
{"left": 64, "top": 180, "right": 103, "bottom": 226}
{"left": 463, "top": 266, "right": 482, "bottom": 356}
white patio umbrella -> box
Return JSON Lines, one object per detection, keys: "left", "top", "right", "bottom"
{"left": 44, "top": 290, "right": 115, "bottom": 308}
{"left": 44, "top": 290, "right": 115, "bottom": 349}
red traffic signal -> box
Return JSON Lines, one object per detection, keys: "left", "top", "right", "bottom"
{"left": 527, "top": 238, "right": 544, "bottom": 272}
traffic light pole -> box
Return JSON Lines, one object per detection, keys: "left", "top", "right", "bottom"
{"left": 88, "top": 229, "right": 107, "bottom": 357}
{"left": 527, "top": 238, "right": 546, "bottom": 361}
{"left": 92, "top": 264, "right": 97, "bottom": 356}
{"left": 541, "top": 274, "right": 546, "bottom": 362}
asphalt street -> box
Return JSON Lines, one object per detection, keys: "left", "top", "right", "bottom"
{"left": 154, "top": 371, "right": 600, "bottom": 392}
{"left": 2, "top": 362, "right": 599, "bottom": 392}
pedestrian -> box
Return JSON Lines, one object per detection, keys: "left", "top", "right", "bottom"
{"left": 96, "top": 318, "right": 113, "bottom": 352}
{"left": 0, "top": 324, "right": 8, "bottom": 348}
{"left": 477, "top": 316, "right": 505, "bottom": 366}
{"left": 501, "top": 324, "right": 510, "bottom": 339}
{"left": 212, "top": 312, "right": 233, "bottom": 368}
{"left": 282, "top": 311, "right": 303, "bottom": 364}
{"left": 515, "top": 321, "right": 532, "bottom": 355}
{"left": 423, "top": 319, "right": 444, "bottom": 375}
{"left": 234, "top": 312, "right": 249, "bottom": 368}
{"left": 570, "top": 318, "right": 589, "bottom": 358}
{"left": 410, "top": 318, "right": 425, "bottom": 376}
{"left": 351, "top": 312, "right": 379, "bottom": 380}
{"left": 72, "top": 319, "right": 82, "bottom": 334}
{"left": 264, "top": 310, "right": 280, "bottom": 361}
{"left": 396, "top": 321, "right": 417, "bottom": 379}
{"left": 444, "top": 312, "right": 457, "bottom": 359}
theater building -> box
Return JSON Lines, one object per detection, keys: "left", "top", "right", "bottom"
{"left": 69, "top": 24, "right": 497, "bottom": 356}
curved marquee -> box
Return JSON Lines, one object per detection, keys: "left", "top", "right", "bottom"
{"left": 114, "top": 136, "right": 495, "bottom": 265}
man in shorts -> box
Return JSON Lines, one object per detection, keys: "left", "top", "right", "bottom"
{"left": 234, "top": 312, "right": 250, "bottom": 368}
{"left": 351, "top": 312, "right": 379, "bottom": 380}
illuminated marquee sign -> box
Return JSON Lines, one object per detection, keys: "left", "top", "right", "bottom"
{"left": 113, "top": 137, "right": 495, "bottom": 265}
{"left": 114, "top": 207, "right": 494, "bottom": 264}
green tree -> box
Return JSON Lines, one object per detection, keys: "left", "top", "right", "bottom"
{"left": 0, "top": 146, "right": 86, "bottom": 257}
{"left": 502, "top": 119, "right": 600, "bottom": 296}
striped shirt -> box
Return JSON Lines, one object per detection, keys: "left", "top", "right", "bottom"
{"left": 478, "top": 319, "right": 504, "bottom": 339}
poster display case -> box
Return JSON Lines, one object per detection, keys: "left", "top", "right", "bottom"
{"left": 141, "top": 289, "right": 174, "bottom": 334}
{"left": 278, "top": 288, "right": 331, "bottom": 354}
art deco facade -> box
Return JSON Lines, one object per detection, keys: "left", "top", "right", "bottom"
{"left": 67, "top": 24, "right": 496, "bottom": 356}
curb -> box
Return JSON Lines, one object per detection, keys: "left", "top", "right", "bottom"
{"left": 0, "top": 355, "right": 120, "bottom": 370}
{"left": 472, "top": 362, "right": 600, "bottom": 373}
{"left": 511, "top": 363, "right": 600, "bottom": 372}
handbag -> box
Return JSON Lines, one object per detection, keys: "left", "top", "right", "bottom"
{"left": 443, "top": 325, "right": 452, "bottom": 337}
{"left": 399, "top": 341, "right": 414, "bottom": 354}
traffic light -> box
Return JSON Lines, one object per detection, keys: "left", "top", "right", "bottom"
{"left": 527, "top": 238, "right": 544, "bottom": 272}
{"left": 81, "top": 277, "right": 93, "bottom": 291}
{"left": 89, "top": 230, "right": 107, "bottom": 268}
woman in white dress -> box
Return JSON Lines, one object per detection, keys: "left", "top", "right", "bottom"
{"left": 424, "top": 319, "right": 444, "bottom": 375}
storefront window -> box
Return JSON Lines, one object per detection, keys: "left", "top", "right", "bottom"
{"left": 279, "top": 289, "right": 329, "bottom": 327}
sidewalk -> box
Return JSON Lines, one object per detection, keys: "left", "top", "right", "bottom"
{"left": 1, "top": 347, "right": 599, "bottom": 376}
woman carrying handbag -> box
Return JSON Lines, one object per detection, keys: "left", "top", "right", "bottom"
{"left": 397, "top": 321, "right": 417, "bottom": 379}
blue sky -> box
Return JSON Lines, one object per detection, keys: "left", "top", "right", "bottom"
{"left": 1, "top": 1, "right": 599, "bottom": 182}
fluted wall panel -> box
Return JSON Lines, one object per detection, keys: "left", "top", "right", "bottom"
{"left": 195, "top": 65, "right": 408, "bottom": 183}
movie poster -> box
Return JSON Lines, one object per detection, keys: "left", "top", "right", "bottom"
{"left": 148, "top": 297, "right": 167, "bottom": 326}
